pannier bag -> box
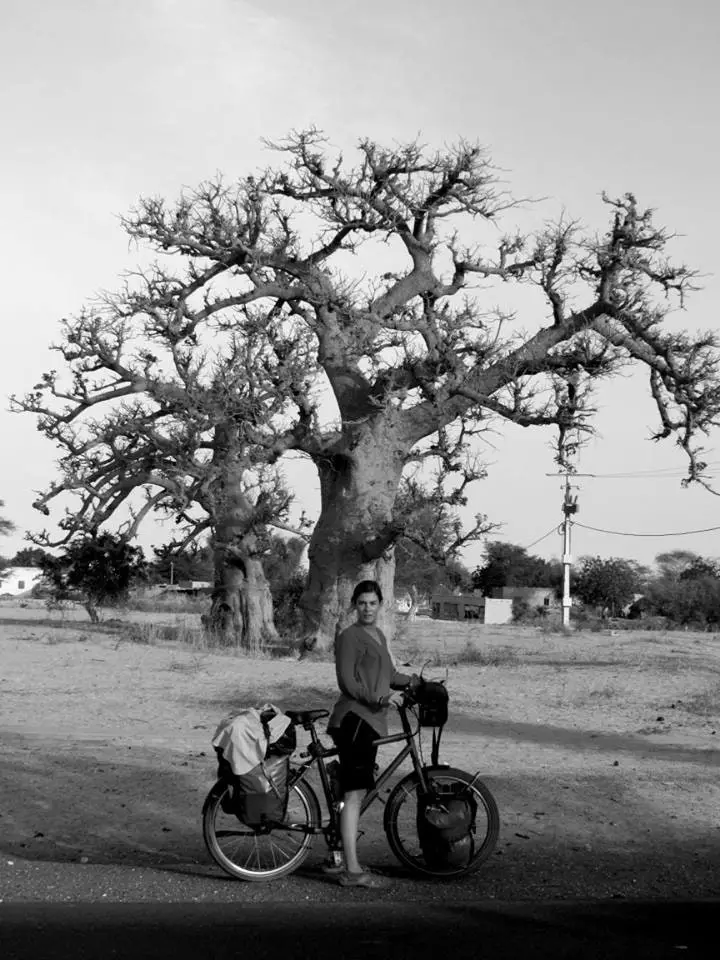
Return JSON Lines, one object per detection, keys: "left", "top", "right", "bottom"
{"left": 212, "top": 704, "right": 296, "bottom": 828}
{"left": 417, "top": 780, "right": 477, "bottom": 871}
{"left": 416, "top": 680, "right": 449, "bottom": 728}
{"left": 233, "top": 753, "right": 291, "bottom": 828}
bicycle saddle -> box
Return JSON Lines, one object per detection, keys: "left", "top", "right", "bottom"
{"left": 285, "top": 708, "right": 329, "bottom": 726}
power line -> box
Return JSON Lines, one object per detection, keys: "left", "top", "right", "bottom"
{"left": 547, "top": 462, "right": 720, "bottom": 480}
{"left": 584, "top": 473, "right": 718, "bottom": 480}
{"left": 523, "top": 525, "right": 562, "bottom": 550}
{"left": 573, "top": 521, "right": 720, "bottom": 538}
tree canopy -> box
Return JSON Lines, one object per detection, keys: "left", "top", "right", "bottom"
{"left": 573, "top": 556, "right": 646, "bottom": 618}
{"left": 40, "top": 533, "right": 147, "bottom": 622}
{"left": 15, "top": 130, "right": 720, "bottom": 648}
{"left": 10, "top": 547, "right": 52, "bottom": 567}
{"left": 472, "top": 541, "right": 561, "bottom": 596}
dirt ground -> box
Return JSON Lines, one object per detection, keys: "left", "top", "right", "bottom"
{"left": 1, "top": 603, "right": 718, "bottom": 901}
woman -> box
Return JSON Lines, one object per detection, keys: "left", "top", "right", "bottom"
{"left": 327, "top": 579, "right": 416, "bottom": 888}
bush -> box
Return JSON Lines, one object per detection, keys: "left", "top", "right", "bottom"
{"left": 40, "top": 533, "right": 147, "bottom": 622}
{"left": 512, "top": 597, "right": 552, "bottom": 623}
{"left": 643, "top": 575, "right": 720, "bottom": 627}
{"left": 512, "top": 597, "right": 531, "bottom": 622}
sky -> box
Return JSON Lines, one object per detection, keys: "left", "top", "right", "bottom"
{"left": 1, "top": 0, "right": 719, "bottom": 571}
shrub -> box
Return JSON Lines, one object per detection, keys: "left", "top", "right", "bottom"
{"left": 512, "top": 597, "right": 531, "bottom": 622}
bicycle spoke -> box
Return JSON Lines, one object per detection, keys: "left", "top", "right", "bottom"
{"left": 204, "top": 779, "right": 319, "bottom": 881}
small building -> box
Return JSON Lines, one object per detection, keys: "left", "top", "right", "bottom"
{"left": 175, "top": 579, "right": 213, "bottom": 595}
{"left": 489, "top": 586, "right": 557, "bottom": 611}
{"left": 430, "top": 591, "right": 513, "bottom": 625}
{"left": 0, "top": 566, "right": 45, "bottom": 597}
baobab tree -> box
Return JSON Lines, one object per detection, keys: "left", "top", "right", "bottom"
{"left": 18, "top": 130, "right": 720, "bottom": 650}
{"left": 14, "top": 315, "right": 312, "bottom": 648}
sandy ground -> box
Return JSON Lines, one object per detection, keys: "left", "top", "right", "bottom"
{"left": 1, "top": 605, "right": 718, "bottom": 900}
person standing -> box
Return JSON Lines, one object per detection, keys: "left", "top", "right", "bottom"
{"left": 327, "top": 579, "right": 416, "bottom": 888}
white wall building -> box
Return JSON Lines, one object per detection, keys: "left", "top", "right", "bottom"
{"left": 0, "top": 566, "right": 45, "bottom": 597}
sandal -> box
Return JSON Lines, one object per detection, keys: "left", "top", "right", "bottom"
{"left": 338, "top": 871, "right": 384, "bottom": 888}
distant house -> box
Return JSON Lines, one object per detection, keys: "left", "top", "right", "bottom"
{"left": 489, "top": 586, "right": 557, "bottom": 610}
{"left": 0, "top": 566, "right": 45, "bottom": 597}
{"left": 430, "top": 591, "right": 513, "bottom": 625}
{"left": 174, "top": 579, "right": 213, "bottom": 595}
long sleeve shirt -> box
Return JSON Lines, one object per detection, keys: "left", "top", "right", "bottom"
{"left": 328, "top": 623, "right": 412, "bottom": 737}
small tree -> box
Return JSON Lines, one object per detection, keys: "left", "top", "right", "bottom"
{"left": 41, "top": 533, "right": 147, "bottom": 622}
{"left": 149, "top": 542, "right": 214, "bottom": 585}
{"left": 644, "top": 575, "right": 720, "bottom": 627}
{"left": 643, "top": 551, "right": 720, "bottom": 626}
{"left": 11, "top": 547, "right": 52, "bottom": 567}
{"left": 679, "top": 556, "right": 720, "bottom": 581}
{"left": 472, "top": 542, "right": 561, "bottom": 596}
{"left": 573, "top": 556, "right": 645, "bottom": 618}
{"left": 654, "top": 550, "right": 701, "bottom": 581}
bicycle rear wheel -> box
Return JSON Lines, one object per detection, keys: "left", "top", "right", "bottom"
{"left": 383, "top": 766, "right": 499, "bottom": 878}
{"left": 203, "top": 776, "right": 320, "bottom": 881}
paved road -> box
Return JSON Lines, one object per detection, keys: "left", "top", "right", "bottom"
{"left": 0, "top": 900, "right": 716, "bottom": 959}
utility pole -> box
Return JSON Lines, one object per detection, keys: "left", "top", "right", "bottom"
{"left": 560, "top": 475, "right": 578, "bottom": 627}
{"left": 546, "top": 471, "right": 585, "bottom": 627}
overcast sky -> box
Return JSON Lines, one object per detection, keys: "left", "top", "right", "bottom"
{"left": 2, "top": 0, "right": 719, "bottom": 569}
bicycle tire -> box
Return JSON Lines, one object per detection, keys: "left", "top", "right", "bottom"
{"left": 202, "top": 776, "right": 320, "bottom": 882}
{"left": 383, "top": 766, "right": 500, "bottom": 878}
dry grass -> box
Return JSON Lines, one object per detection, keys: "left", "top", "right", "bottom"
{"left": 117, "top": 620, "right": 208, "bottom": 649}
{"left": 126, "top": 592, "right": 208, "bottom": 614}
{"left": 399, "top": 639, "right": 522, "bottom": 669}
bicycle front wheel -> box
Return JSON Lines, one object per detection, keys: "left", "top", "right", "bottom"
{"left": 202, "top": 777, "right": 320, "bottom": 882}
{"left": 383, "top": 766, "right": 500, "bottom": 878}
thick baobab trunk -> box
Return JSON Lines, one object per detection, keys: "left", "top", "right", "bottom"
{"left": 209, "top": 550, "right": 277, "bottom": 652}
{"left": 205, "top": 461, "right": 279, "bottom": 651}
{"left": 301, "top": 423, "right": 406, "bottom": 652}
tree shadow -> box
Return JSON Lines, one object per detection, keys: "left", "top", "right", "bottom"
{"left": 0, "top": 730, "right": 213, "bottom": 876}
{"left": 450, "top": 710, "right": 720, "bottom": 765}
{"left": 2, "top": 724, "right": 720, "bottom": 899}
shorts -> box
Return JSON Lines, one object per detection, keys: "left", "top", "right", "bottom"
{"left": 330, "top": 712, "right": 379, "bottom": 794}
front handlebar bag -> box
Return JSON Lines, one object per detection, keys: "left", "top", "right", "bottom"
{"left": 416, "top": 680, "right": 449, "bottom": 727}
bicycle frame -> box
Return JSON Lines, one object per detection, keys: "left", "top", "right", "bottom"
{"left": 288, "top": 701, "right": 436, "bottom": 840}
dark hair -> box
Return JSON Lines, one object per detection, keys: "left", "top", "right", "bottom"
{"left": 351, "top": 580, "right": 383, "bottom": 605}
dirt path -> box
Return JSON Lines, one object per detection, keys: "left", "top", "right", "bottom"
{"left": 1, "top": 614, "right": 719, "bottom": 900}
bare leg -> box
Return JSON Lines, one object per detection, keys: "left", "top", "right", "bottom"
{"left": 339, "top": 788, "right": 365, "bottom": 874}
